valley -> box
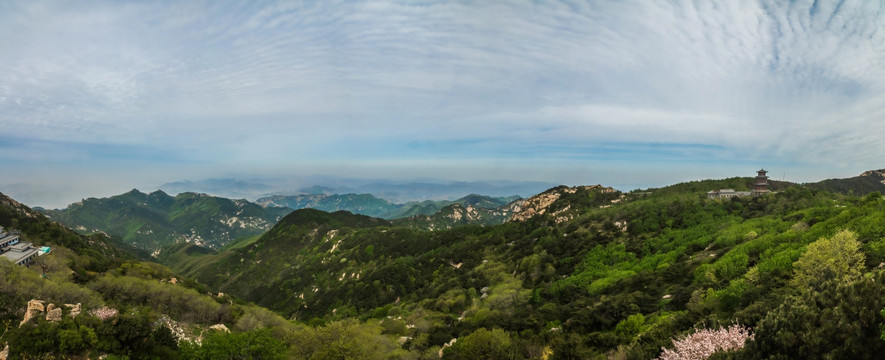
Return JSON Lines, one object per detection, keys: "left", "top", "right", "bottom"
{"left": 2, "top": 170, "right": 885, "bottom": 358}
{"left": 4, "top": 2, "right": 881, "bottom": 358}
{"left": 40, "top": 190, "right": 525, "bottom": 254}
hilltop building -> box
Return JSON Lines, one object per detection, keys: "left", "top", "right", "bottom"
{"left": 0, "top": 226, "right": 46, "bottom": 266}
{"left": 706, "top": 189, "right": 751, "bottom": 199}
{"left": 707, "top": 169, "right": 771, "bottom": 199}
{"left": 752, "top": 169, "right": 771, "bottom": 196}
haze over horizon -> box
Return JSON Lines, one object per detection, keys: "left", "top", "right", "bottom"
{"left": 2, "top": 0, "right": 884, "bottom": 208}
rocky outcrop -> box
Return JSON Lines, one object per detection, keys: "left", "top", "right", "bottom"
{"left": 861, "top": 169, "right": 885, "bottom": 185}
{"left": 511, "top": 191, "right": 560, "bottom": 221}
{"left": 860, "top": 169, "right": 885, "bottom": 177}
{"left": 65, "top": 303, "right": 81, "bottom": 318}
{"left": 0, "top": 343, "right": 8, "bottom": 360}
{"left": 19, "top": 300, "right": 45, "bottom": 326}
{"left": 45, "top": 304, "right": 62, "bottom": 322}
{"left": 510, "top": 185, "right": 615, "bottom": 222}
{"left": 0, "top": 193, "right": 43, "bottom": 219}
{"left": 439, "top": 338, "right": 457, "bottom": 358}
{"left": 156, "top": 315, "right": 189, "bottom": 342}
{"left": 209, "top": 324, "right": 230, "bottom": 333}
{"left": 20, "top": 300, "right": 84, "bottom": 326}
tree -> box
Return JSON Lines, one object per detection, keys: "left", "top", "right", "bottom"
{"left": 289, "top": 319, "right": 401, "bottom": 360}
{"left": 791, "top": 230, "right": 865, "bottom": 294}
{"left": 744, "top": 270, "right": 885, "bottom": 359}
{"left": 180, "top": 328, "right": 287, "bottom": 360}
{"left": 657, "top": 324, "right": 753, "bottom": 360}
{"left": 443, "top": 327, "right": 519, "bottom": 360}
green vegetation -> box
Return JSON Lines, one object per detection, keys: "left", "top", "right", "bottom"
{"left": 41, "top": 190, "right": 521, "bottom": 254}
{"left": 256, "top": 192, "right": 521, "bottom": 220}
{"left": 256, "top": 193, "right": 403, "bottom": 218}
{"left": 390, "top": 201, "right": 519, "bottom": 230}
{"left": 39, "top": 189, "right": 292, "bottom": 251}
{"left": 6, "top": 171, "right": 885, "bottom": 358}
{"left": 805, "top": 168, "right": 885, "bottom": 195}
{"left": 163, "top": 182, "right": 885, "bottom": 359}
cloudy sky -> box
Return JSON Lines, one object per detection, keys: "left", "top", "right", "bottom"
{"left": 1, "top": 0, "right": 884, "bottom": 208}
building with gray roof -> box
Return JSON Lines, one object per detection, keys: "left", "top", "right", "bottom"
{"left": 0, "top": 227, "right": 41, "bottom": 266}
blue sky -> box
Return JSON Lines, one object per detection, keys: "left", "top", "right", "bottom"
{"left": 1, "top": 0, "right": 884, "bottom": 208}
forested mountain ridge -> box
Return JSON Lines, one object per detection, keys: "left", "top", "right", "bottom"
{"left": 0, "top": 192, "right": 127, "bottom": 269}
{"left": 40, "top": 190, "right": 521, "bottom": 254}
{"left": 389, "top": 199, "right": 524, "bottom": 230}
{"left": 160, "top": 179, "right": 885, "bottom": 359}
{"left": 387, "top": 185, "right": 620, "bottom": 231}
{"left": 255, "top": 192, "right": 521, "bottom": 220}
{"left": 805, "top": 168, "right": 885, "bottom": 195}
{"left": 0, "top": 192, "right": 432, "bottom": 359}
{"left": 1, "top": 191, "right": 295, "bottom": 358}
{"left": 7, "top": 172, "right": 885, "bottom": 359}
{"left": 39, "top": 189, "right": 292, "bottom": 252}
{"left": 256, "top": 193, "right": 400, "bottom": 218}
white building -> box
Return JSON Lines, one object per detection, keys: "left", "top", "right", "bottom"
{"left": 707, "top": 189, "right": 752, "bottom": 199}
{"left": 0, "top": 226, "right": 41, "bottom": 266}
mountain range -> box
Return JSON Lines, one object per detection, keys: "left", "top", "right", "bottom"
{"left": 3, "top": 169, "right": 885, "bottom": 358}
{"left": 154, "top": 173, "right": 885, "bottom": 358}
{"left": 158, "top": 177, "right": 555, "bottom": 204}
{"left": 40, "top": 190, "right": 523, "bottom": 253}
{"left": 256, "top": 193, "right": 521, "bottom": 219}
{"left": 804, "top": 168, "right": 885, "bottom": 195}
{"left": 39, "top": 189, "right": 291, "bottom": 252}
{"left": 32, "top": 169, "right": 885, "bottom": 255}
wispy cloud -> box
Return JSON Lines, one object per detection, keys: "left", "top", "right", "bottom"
{"left": 1, "top": 0, "right": 884, "bottom": 206}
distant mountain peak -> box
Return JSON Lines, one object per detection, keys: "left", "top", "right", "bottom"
{"left": 510, "top": 185, "right": 617, "bottom": 222}
{"left": 0, "top": 192, "right": 44, "bottom": 219}
{"left": 805, "top": 168, "right": 885, "bottom": 195}
{"left": 38, "top": 190, "right": 292, "bottom": 251}
{"left": 860, "top": 169, "right": 885, "bottom": 178}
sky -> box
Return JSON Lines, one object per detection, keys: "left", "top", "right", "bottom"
{"left": 1, "top": 0, "right": 884, "bottom": 208}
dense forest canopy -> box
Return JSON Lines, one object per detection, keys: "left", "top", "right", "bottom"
{"left": 2, "top": 180, "right": 885, "bottom": 359}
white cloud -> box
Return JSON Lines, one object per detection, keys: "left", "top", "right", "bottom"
{"left": 1, "top": 0, "right": 884, "bottom": 206}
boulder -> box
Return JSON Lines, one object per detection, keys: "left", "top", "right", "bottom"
{"left": 19, "top": 300, "right": 45, "bottom": 327}
{"left": 64, "top": 303, "right": 81, "bottom": 318}
{"left": 45, "top": 304, "right": 62, "bottom": 322}
{"left": 209, "top": 324, "right": 230, "bottom": 333}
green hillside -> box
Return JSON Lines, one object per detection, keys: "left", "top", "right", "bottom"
{"left": 255, "top": 193, "right": 521, "bottom": 220}
{"left": 40, "top": 190, "right": 292, "bottom": 252}
{"left": 389, "top": 201, "right": 521, "bottom": 230}
{"left": 9, "top": 175, "right": 885, "bottom": 359}
{"left": 0, "top": 193, "right": 437, "bottom": 359}
{"left": 805, "top": 169, "right": 885, "bottom": 195}
{"left": 256, "top": 193, "right": 401, "bottom": 218}
{"left": 162, "top": 181, "right": 885, "bottom": 358}
{"left": 0, "top": 192, "right": 292, "bottom": 358}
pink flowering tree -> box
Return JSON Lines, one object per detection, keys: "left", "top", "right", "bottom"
{"left": 658, "top": 324, "right": 753, "bottom": 360}
{"left": 89, "top": 306, "right": 118, "bottom": 321}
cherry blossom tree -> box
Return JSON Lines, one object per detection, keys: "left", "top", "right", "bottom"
{"left": 658, "top": 324, "right": 753, "bottom": 360}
